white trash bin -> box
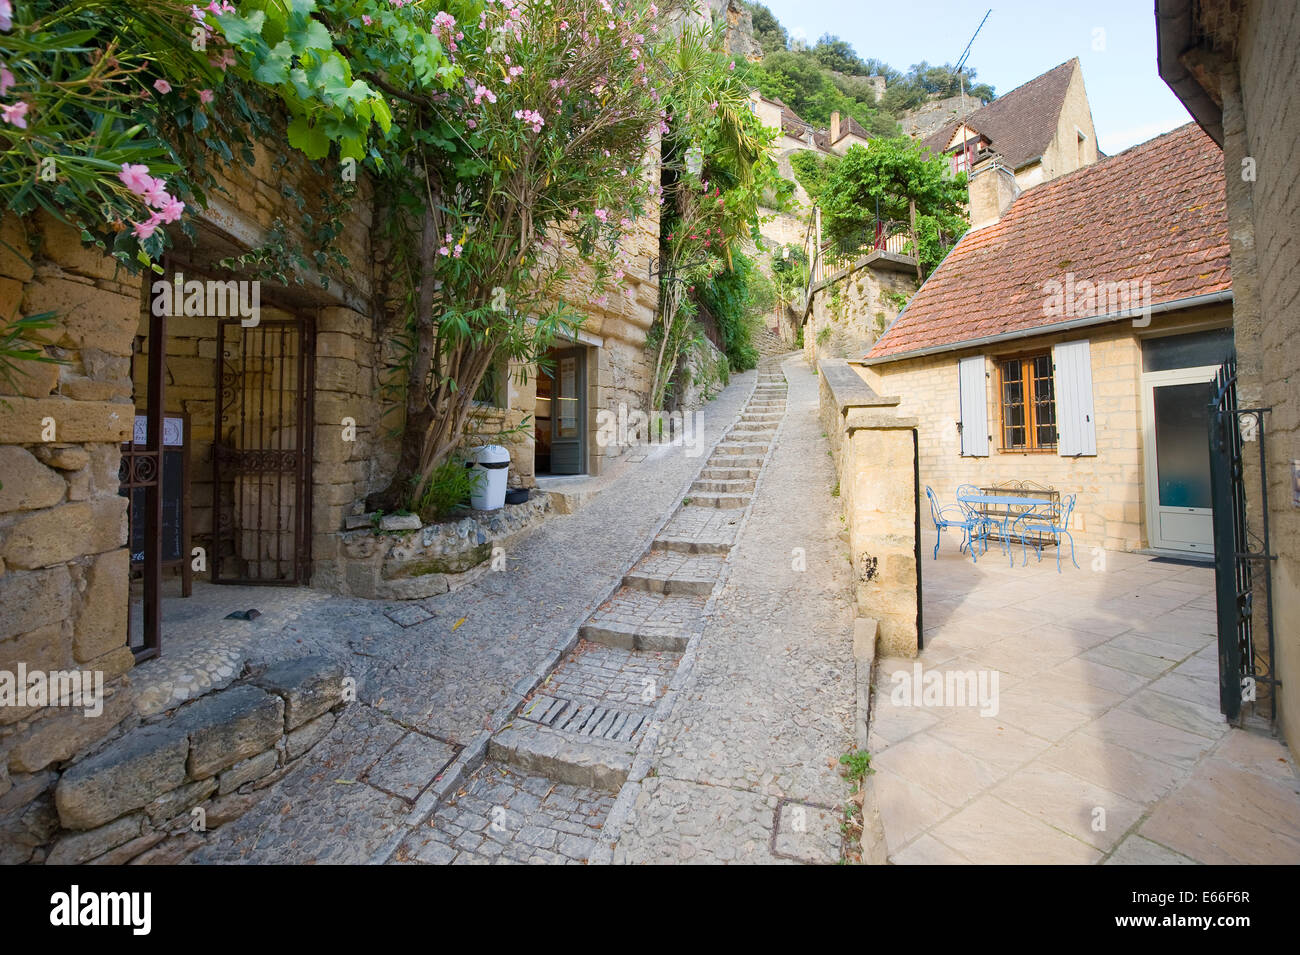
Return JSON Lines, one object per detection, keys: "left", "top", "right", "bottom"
{"left": 467, "top": 444, "right": 510, "bottom": 510}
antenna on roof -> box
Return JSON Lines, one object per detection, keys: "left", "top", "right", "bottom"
{"left": 956, "top": 9, "right": 991, "bottom": 176}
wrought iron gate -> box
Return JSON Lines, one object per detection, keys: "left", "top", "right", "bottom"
{"left": 1207, "top": 357, "right": 1278, "bottom": 726}
{"left": 212, "top": 316, "right": 314, "bottom": 585}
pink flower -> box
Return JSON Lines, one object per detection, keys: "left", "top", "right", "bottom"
{"left": 453, "top": 244, "right": 463, "bottom": 258}
{"left": 154, "top": 79, "right": 172, "bottom": 95}
{"left": 211, "top": 49, "right": 236, "bottom": 70}
{"left": 438, "top": 245, "right": 450, "bottom": 256}
{"left": 594, "top": 209, "right": 608, "bottom": 222}
{"left": 0, "top": 0, "right": 12, "bottom": 32}
{"left": 190, "top": 5, "right": 206, "bottom": 23}
{"left": 729, "top": 61, "right": 736, "bottom": 71}
{"left": 118, "top": 164, "right": 154, "bottom": 194}
{"left": 466, "top": 118, "right": 477, "bottom": 129}
{"left": 141, "top": 178, "right": 171, "bottom": 209}
{"left": 132, "top": 215, "right": 162, "bottom": 240}
{"left": 159, "top": 196, "right": 186, "bottom": 223}
{"left": 198, "top": 88, "right": 214, "bottom": 104}
{"left": 0, "top": 99, "right": 26, "bottom": 128}
{"left": 0, "top": 62, "right": 14, "bottom": 96}
{"left": 363, "top": 14, "right": 372, "bottom": 25}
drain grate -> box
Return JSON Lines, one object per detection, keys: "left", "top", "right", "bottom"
{"left": 520, "top": 695, "right": 648, "bottom": 743}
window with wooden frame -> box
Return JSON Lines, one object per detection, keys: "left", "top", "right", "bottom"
{"left": 998, "top": 353, "right": 1057, "bottom": 451}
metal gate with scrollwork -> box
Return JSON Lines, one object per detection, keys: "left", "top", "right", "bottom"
{"left": 212, "top": 316, "right": 314, "bottom": 585}
{"left": 1207, "top": 357, "right": 1278, "bottom": 727}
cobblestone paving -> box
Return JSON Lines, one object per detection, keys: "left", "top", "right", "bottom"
{"left": 534, "top": 641, "right": 678, "bottom": 712}
{"left": 657, "top": 506, "right": 742, "bottom": 551}
{"left": 585, "top": 587, "right": 708, "bottom": 641}
{"left": 609, "top": 356, "right": 858, "bottom": 864}
{"left": 181, "top": 370, "right": 755, "bottom": 863}
{"left": 395, "top": 762, "right": 613, "bottom": 864}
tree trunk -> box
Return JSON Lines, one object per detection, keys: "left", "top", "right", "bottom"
{"left": 368, "top": 201, "right": 441, "bottom": 512}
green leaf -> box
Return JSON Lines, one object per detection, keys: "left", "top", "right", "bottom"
{"left": 253, "top": 40, "right": 293, "bottom": 85}
{"left": 286, "top": 116, "right": 330, "bottom": 160}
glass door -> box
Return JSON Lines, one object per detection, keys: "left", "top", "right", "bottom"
{"left": 1142, "top": 366, "right": 1217, "bottom": 553}
{"left": 548, "top": 347, "right": 585, "bottom": 475}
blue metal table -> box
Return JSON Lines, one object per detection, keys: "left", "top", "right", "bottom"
{"left": 956, "top": 493, "right": 1055, "bottom": 562}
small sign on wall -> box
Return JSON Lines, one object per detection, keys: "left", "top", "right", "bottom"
{"left": 1293, "top": 460, "right": 1300, "bottom": 507}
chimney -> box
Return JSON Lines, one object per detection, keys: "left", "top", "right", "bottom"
{"left": 830, "top": 111, "right": 841, "bottom": 143}
{"left": 967, "top": 156, "right": 1020, "bottom": 230}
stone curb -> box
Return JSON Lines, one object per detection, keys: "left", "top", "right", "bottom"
{"left": 367, "top": 368, "right": 761, "bottom": 864}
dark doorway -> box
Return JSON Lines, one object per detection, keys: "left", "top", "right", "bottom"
{"left": 212, "top": 316, "right": 315, "bottom": 584}
{"left": 536, "top": 345, "right": 585, "bottom": 475}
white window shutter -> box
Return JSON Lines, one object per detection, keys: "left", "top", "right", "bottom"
{"left": 958, "top": 355, "right": 989, "bottom": 456}
{"left": 1053, "top": 339, "right": 1097, "bottom": 456}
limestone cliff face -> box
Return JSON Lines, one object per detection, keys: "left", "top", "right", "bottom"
{"left": 700, "top": 0, "right": 763, "bottom": 60}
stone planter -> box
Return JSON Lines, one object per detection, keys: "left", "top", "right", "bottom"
{"left": 319, "top": 493, "right": 552, "bottom": 600}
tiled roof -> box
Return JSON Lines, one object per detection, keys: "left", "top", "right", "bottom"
{"left": 832, "top": 114, "right": 872, "bottom": 144}
{"left": 921, "top": 59, "right": 1079, "bottom": 170}
{"left": 867, "top": 123, "right": 1230, "bottom": 361}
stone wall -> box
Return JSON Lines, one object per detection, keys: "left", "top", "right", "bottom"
{"left": 860, "top": 305, "right": 1232, "bottom": 554}
{"left": 4, "top": 656, "right": 345, "bottom": 864}
{"left": 820, "top": 358, "right": 920, "bottom": 657}
{"left": 803, "top": 255, "right": 919, "bottom": 366}
{"left": 1229, "top": 0, "right": 1300, "bottom": 744}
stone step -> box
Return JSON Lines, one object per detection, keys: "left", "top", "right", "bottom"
{"left": 700, "top": 466, "right": 759, "bottom": 481}
{"left": 655, "top": 505, "right": 742, "bottom": 554}
{"left": 691, "top": 477, "right": 754, "bottom": 494}
{"left": 706, "top": 453, "right": 764, "bottom": 468}
{"left": 489, "top": 720, "right": 635, "bottom": 791}
{"left": 732, "top": 422, "right": 776, "bottom": 434}
{"left": 622, "top": 550, "right": 722, "bottom": 596}
{"left": 581, "top": 586, "right": 706, "bottom": 651}
{"left": 685, "top": 491, "right": 749, "bottom": 510}
{"left": 713, "top": 441, "right": 769, "bottom": 456}
{"left": 741, "top": 411, "right": 784, "bottom": 420}
{"left": 747, "top": 401, "right": 787, "bottom": 409}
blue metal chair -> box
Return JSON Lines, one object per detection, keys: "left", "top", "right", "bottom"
{"left": 955, "top": 484, "right": 994, "bottom": 557}
{"left": 926, "top": 486, "right": 987, "bottom": 562}
{"left": 1011, "top": 494, "right": 1079, "bottom": 571}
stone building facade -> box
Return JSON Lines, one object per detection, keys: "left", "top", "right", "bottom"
{"left": 859, "top": 123, "right": 1232, "bottom": 557}
{"left": 1155, "top": 0, "right": 1300, "bottom": 745}
{"left": 0, "top": 108, "right": 661, "bottom": 858}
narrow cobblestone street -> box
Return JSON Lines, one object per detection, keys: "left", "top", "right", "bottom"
{"left": 179, "top": 352, "right": 859, "bottom": 865}
{"left": 389, "top": 353, "right": 859, "bottom": 865}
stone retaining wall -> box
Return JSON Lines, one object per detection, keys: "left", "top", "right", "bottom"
{"left": 819, "top": 358, "right": 920, "bottom": 657}
{"left": 2, "top": 656, "right": 345, "bottom": 864}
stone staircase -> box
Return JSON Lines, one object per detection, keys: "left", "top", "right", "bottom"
{"left": 479, "top": 363, "right": 790, "bottom": 793}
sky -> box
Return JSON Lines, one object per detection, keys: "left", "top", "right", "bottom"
{"left": 758, "top": 0, "right": 1195, "bottom": 154}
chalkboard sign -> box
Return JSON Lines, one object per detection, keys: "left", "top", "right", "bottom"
{"left": 123, "top": 412, "right": 192, "bottom": 597}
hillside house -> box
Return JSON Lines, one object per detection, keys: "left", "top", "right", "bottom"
{"left": 856, "top": 123, "right": 1232, "bottom": 557}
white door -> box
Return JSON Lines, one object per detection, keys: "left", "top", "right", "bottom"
{"left": 1142, "top": 365, "right": 1218, "bottom": 554}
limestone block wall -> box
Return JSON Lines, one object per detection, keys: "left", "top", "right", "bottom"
{"left": 860, "top": 307, "right": 1230, "bottom": 554}
{"left": 820, "top": 359, "right": 920, "bottom": 657}
{"left": 1233, "top": 0, "right": 1300, "bottom": 746}
{"left": 0, "top": 213, "right": 140, "bottom": 825}
{"left": 804, "top": 261, "right": 918, "bottom": 366}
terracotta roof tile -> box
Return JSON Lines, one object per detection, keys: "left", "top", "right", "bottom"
{"left": 867, "top": 123, "right": 1230, "bottom": 361}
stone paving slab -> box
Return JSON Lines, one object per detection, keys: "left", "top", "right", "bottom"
{"left": 873, "top": 546, "right": 1300, "bottom": 865}
{"left": 656, "top": 506, "right": 742, "bottom": 552}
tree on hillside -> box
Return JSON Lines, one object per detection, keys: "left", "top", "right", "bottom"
{"left": 880, "top": 61, "right": 994, "bottom": 113}
{"left": 812, "top": 35, "right": 868, "bottom": 76}
{"left": 747, "top": 51, "right": 895, "bottom": 135}
{"left": 745, "top": 3, "right": 788, "bottom": 55}
{"left": 817, "top": 139, "right": 968, "bottom": 276}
